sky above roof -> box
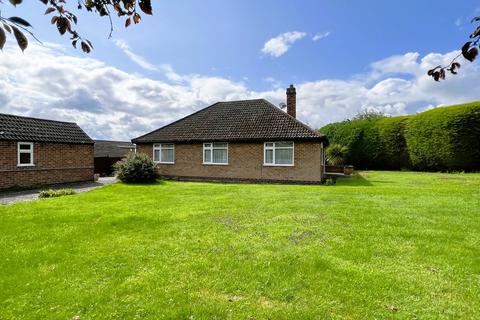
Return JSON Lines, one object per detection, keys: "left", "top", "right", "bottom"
{"left": 1, "top": 0, "right": 480, "bottom": 140}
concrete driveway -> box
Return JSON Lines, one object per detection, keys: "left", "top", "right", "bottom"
{"left": 0, "top": 177, "right": 117, "bottom": 205}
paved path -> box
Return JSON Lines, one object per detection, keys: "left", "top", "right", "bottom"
{"left": 0, "top": 177, "right": 117, "bottom": 205}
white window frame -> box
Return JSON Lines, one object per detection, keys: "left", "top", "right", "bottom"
{"left": 263, "top": 141, "right": 294, "bottom": 167}
{"left": 17, "top": 142, "right": 34, "bottom": 167}
{"left": 203, "top": 142, "right": 229, "bottom": 165}
{"left": 153, "top": 143, "right": 175, "bottom": 164}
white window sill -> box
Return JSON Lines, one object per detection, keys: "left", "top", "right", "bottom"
{"left": 263, "top": 164, "right": 294, "bottom": 167}
{"left": 17, "top": 164, "right": 35, "bottom": 167}
{"left": 203, "top": 162, "right": 229, "bottom": 166}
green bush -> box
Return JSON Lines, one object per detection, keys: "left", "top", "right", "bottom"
{"left": 39, "top": 188, "right": 76, "bottom": 199}
{"left": 114, "top": 153, "right": 159, "bottom": 183}
{"left": 320, "top": 119, "right": 383, "bottom": 169}
{"left": 319, "top": 102, "right": 480, "bottom": 171}
{"left": 376, "top": 116, "right": 411, "bottom": 169}
{"left": 326, "top": 143, "right": 349, "bottom": 165}
{"left": 405, "top": 103, "right": 480, "bottom": 170}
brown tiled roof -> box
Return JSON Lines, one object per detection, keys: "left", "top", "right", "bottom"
{"left": 0, "top": 113, "right": 93, "bottom": 144}
{"left": 132, "top": 99, "right": 326, "bottom": 143}
{"left": 94, "top": 140, "right": 136, "bottom": 158}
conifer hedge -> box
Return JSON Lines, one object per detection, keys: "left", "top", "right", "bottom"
{"left": 319, "top": 102, "right": 480, "bottom": 171}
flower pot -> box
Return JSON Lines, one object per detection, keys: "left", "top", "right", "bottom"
{"left": 343, "top": 165, "right": 354, "bottom": 175}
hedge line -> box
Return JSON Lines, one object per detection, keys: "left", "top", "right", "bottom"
{"left": 319, "top": 102, "right": 480, "bottom": 171}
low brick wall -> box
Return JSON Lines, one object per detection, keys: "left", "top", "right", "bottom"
{"left": 0, "top": 141, "right": 94, "bottom": 190}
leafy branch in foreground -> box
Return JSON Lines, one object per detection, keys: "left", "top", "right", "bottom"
{"left": 0, "top": 0, "right": 153, "bottom": 53}
{"left": 427, "top": 16, "right": 480, "bottom": 81}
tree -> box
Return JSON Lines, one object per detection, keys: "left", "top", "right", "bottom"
{"left": 0, "top": 0, "right": 153, "bottom": 52}
{"left": 427, "top": 16, "right": 480, "bottom": 81}
{"left": 352, "top": 109, "right": 386, "bottom": 121}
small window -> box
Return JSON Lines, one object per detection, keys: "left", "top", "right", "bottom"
{"left": 264, "top": 142, "right": 294, "bottom": 166}
{"left": 153, "top": 143, "right": 175, "bottom": 164}
{"left": 203, "top": 142, "right": 228, "bottom": 165}
{"left": 18, "top": 142, "right": 34, "bottom": 166}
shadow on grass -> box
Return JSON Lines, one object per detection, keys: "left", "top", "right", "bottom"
{"left": 117, "top": 180, "right": 166, "bottom": 187}
{"left": 335, "top": 173, "right": 373, "bottom": 186}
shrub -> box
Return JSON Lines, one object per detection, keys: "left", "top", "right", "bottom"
{"left": 405, "top": 103, "right": 480, "bottom": 170}
{"left": 114, "top": 153, "right": 159, "bottom": 183}
{"left": 319, "top": 102, "right": 480, "bottom": 171}
{"left": 39, "top": 188, "right": 76, "bottom": 198}
{"left": 326, "top": 144, "right": 349, "bottom": 165}
{"left": 376, "top": 116, "right": 411, "bottom": 169}
{"left": 324, "top": 178, "right": 336, "bottom": 185}
{"left": 320, "top": 119, "right": 383, "bottom": 169}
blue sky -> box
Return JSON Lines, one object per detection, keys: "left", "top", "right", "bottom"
{"left": 1, "top": 1, "right": 480, "bottom": 139}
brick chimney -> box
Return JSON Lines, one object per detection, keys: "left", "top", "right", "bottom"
{"left": 286, "top": 84, "right": 296, "bottom": 118}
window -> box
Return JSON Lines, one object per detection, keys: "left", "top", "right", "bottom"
{"left": 18, "top": 142, "right": 34, "bottom": 166}
{"left": 153, "top": 143, "right": 175, "bottom": 164}
{"left": 203, "top": 142, "right": 228, "bottom": 165}
{"left": 264, "top": 142, "right": 294, "bottom": 166}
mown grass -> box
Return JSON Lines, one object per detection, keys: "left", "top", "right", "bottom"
{"left": 1, "top": 171, "right": 479, "bottom": 319}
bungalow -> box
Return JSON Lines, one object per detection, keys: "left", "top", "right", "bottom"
{"left": 132, "top": 85, "right": 328, "bottom": 183}
{"left": 0, "top": 113, "right": 94, "bottom": 190}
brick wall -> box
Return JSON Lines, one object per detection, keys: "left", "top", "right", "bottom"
{"left": 0, "top": 141, "right": 94, "bottom": 189}
{"left": 137, "top": 141, "right": 324, "bottom": 183}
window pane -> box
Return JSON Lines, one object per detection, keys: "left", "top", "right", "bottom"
{"left": 275, "top": 148, "right": 293, "bottom": 164}
{"left": 19, "top": 144, "right": 32, "bottom": 150}
{"left": 265, "top": 142, "right": 274, "bottom": 148}
{"left": 19, "top": 152, "right": 31, "bottom": 164}
{"left": 162, "top": 144, "right": 174, "bottom": 149}
{"left": 154, "top": 149, "right": 160, "bottom": 162}
{"left": 204, "top": 149, "right": 212, "bottom": 162}
{"left": 213, "top": 142, "right": 227, "bottom": 149}
{"left": 265, "top": 149, "right": 273, "bottom": 163}
{"left": 161, "top": 149, "right": 174, "bottom": 163}
{"left": 276, "top": 142, "right": 293, "bottom": 148}
{"left": 213, "top": 149, "right": 227, "bottom": 163}
{"left": 204, "top": 143, "right": 212, "bottom": 148}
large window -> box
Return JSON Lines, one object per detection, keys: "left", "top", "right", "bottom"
{"left": 18, "top": 142, "right": 34, "bottom": 166}
{"left": 264, "top": 142, "right": 294, "bottom": 166}
{"left": 153, "top": 143, "right": 175, "bottom": 164}
{"left": 203, "top": 142, "right": 228, "bottom": 165}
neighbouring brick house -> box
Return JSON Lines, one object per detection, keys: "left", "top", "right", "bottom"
{"left": 0, "top": 113, "right": 94, "bottom": 190}
{"left": 132, "top": 85, "right": 328, "bottom": 183}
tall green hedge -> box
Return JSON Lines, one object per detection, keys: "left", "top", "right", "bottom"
{"left": 376, "top": 116, "right": 411, "bottom": 170}
{"left": 319, "top": 102, "right": 480, "bottom": 171}
{"left": 404, "top": 103, "right": 480, "bottom": 170}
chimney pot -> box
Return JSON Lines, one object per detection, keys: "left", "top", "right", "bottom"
{"left": 286, "top": 84, "right": 296, "bottom": 118}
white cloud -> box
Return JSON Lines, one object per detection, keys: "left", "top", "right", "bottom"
{"left": 312, "top": 31, "right": 331, "bottom": 42}
{"left": 0, "top": 43, "right": 479, "bottom": 141}
{"left": 114, "top": 39, "right": 159, "bottom": 72}
{"left": 261, "top": 31, "right": 307, "bottom": 57}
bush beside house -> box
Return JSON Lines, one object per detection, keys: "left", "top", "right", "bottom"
{"left": 319, "top": 102, "right": 480, "bottom": 171}
{"left": 114, "top": 153, "right": 159, "bottom": 183}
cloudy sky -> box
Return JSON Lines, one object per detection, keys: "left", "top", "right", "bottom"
{"left": 1, "top": 0, "right": 480, "bottom": 140}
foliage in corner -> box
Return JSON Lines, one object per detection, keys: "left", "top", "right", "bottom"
{"left": 427, "top": 16, "right": 480, "bottom": 81}
{"left": 0, "top": 0, "right": 153, "bottom": 52}
{"left": 114, "top": 153, "right": 159, "bottom": 183}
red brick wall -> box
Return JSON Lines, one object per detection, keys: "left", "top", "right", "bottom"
{"left": 0, "top": 141, "right": 94, "bottom": 189}
{"left": 137, "top": 141, "right": 324, "bottom": 183}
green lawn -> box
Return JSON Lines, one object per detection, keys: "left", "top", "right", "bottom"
{"left": 1, "top": 171, "right": 479, "bottom": 319}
